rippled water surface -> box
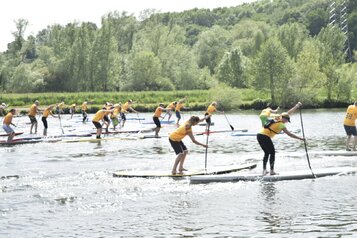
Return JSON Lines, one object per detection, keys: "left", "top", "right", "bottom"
{"left": 1, "top": 109, "right": 356, "bottom": 237}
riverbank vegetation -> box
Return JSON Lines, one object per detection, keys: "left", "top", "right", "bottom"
{"left": 0, "top": 0, "right": 357, "bottom": 109}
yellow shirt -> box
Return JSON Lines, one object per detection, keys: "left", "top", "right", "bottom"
{"left": 259, "top": 108, "right": 271, "bottom": 118}
{"left": 153, "top": 106, "right": 163, "bottom": 118}
{"left": 169, "top": 122, "right": 192, "bottom": 141}
{"left": 92, "top": 110, "right": 106, "bottom": 122}
{"left": 121, "top": 102, "right": 130, "bottom": 113}
{"left": 112, "top": 107, "right": 121, "bottom": 117}
{"left": 3, "top": 112, "right": 13, "bottom": 125}
{"left": 344, "top": 105, "right": 357, "bottom": 126}
{"left": 43, "top": 108, "right": 52, "bottom": 118}
{"left": 29, "top": 104, "right": 37, "bottom": 116}
{"left": 175, "top": 103, "right": 184, "bottom": 112}
{"left": 206, "top": 104, "right": 217, "bottom": 115}
{"left": 166, "top": 102, "right": 175, "bottom": 110}
{"left": 82, "top": 102, "right": 88, "bottom": 111}
{"left": 259, "top": 121, "right": 286, "bottom": 138}
{"left": 71, "top": 104, "right": 76, "bottom": 108}
{"left": 57, "top": 102, "right": 65, "bottom": 109}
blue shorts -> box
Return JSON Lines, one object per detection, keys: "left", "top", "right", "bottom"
{"left": 2, "top": 124, "right": 14, "bottom": 134}
{"left": 344, "top": 125, "right": 357, "bottom": 136}
{"left": 175, "top": 111, "right": 181, "bottom": 119}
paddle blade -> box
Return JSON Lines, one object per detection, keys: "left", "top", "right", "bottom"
{"left": 230, "top": 125, "right": 234, "bottom": 131}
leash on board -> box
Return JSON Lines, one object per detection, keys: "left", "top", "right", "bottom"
{"left": 299, "top": 107, "right": 316, "bottom": 178}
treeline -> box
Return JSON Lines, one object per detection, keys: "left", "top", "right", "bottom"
{"left": 0, "top": 0, "right": 357, "bottom": 107}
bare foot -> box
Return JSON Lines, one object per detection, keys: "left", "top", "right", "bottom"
{"left": 270, "top": 171, "right": 279, "bottom": 176}
{"left": 262, "top": 170, "right": 269, "bottom": 176}
{"left": 171, "top": 170, "right": 177, "bottom": 175}
{"left": 179, "top": 168, "right": 188, "bottom": 172}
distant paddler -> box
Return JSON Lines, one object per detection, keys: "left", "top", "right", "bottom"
{"left": 175, "top": 96, "right": 188, "bottom": 125}
{"left": 120, "top": 99, "right": 138, "bottom": 128}
{"left": 41, "top": 105, "right": 58, "bottom": 136}
{"left": 81, "top": 100, "right": 89, "bottom": 122}
{"left": 69, "top": 103, "right": 76, "bottom": 119}
{"left": 102, "top": 102, "right": 113, "bottom": 133}
{"left": 111, "top": 103, "right": 122, "bottom": 130}
{"left": 153, "top": 103, "right": 167, "bottom": 137}
{"left": 166, "top": 101, "right": 177, "bottom": 121}
{"left": 259, "top": 102, "right": 302, "bottom": 126}
{"left": 2, "top": 109, "right": 16, "bottom": 143}
{"left": 169, "top": 115, "right": 207, "bottom": 175}
{"left": 204, "top": 101, "right": 223, "bottom": 127}
{"left": 56, "top": 101, "right": 65, "bottom": 115}
{"left": 257, "top": 112, "right": 304, "bottom": 176}
{"left": 28, "top": 100, "right": 40, "bottom": 134}
{"left": 92, "top": 107, "right": 114, "bottom": 139}
{"left": 343, "top": 101, "right": 357, "bottom": 151}
{"left": 0, "top": 103, "right": 7, "bottom": 116}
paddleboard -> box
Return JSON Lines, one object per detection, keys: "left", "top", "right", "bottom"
{"left": 139, "top": 135, "right": 165, "bottom": 139}
{"left": 126, "top": 117, "right": 145, "bottom": 121}
{"left": 194, "top": 129, "right": 248, "bottom": 136}
{"left": 0, "top": 138, "right": 61, "bottom": 146}
{"left": 113, "top": 163, "right": 257, "bottom": 178}
{"left": 309, "top": 150, "right": 357, "bottom": 157}
{"left": 63, "top": 136, "right": 137, "bottom": 143}
{"left": 190, "top": 167, "right": 357, "bottom": 184}
{"left": 143, "top": 120, "right": 175, "bottom": 125}
{"left": 231, "top": 132, "right": 256, "bottom": 137}
{"left": 0, "top": 132, "right": 24, "bottom": 137}
{"left": 198, "top": 122, "right": 215, "bottom": 126}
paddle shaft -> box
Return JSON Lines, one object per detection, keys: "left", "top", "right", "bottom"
{"left": 58, "top": 113, "right": 64, "bottom": 134}
{"left": 204, "top": 123, "right": 210, "bottom": 170}
{"left": 299, "top": 108, "right": 315, "bottom": 177}
{"left": 223, "top": 112, "right": 234, "bottom": 131}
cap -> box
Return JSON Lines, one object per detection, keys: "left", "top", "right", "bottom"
{"left": 159, "top": 103, "right": 164, "bottom": 107}
{"left": 281, "top": 112, "right": 290, "bottom": 122}
{"left": 1, "top": 103, "right": 6, "bottom": 107}
{"left": 35, "top": 100, "right": 39, "bottom": 103}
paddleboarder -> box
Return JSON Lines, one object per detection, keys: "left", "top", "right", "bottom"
{"left": 0, "top": 103, "right": 7, "bottom": 116}
{"left": 166, "top": 101, "right": 177, "bottom": 121}
{"left": 111, "top": 103, "right": 122, "bottom": 130}
{"left": 257, "top": 112, "right": 304, "bottom": 176}
{"left": 41, "top": 105, "right": 58, "bottom": 136}
{"left": 343, "top": 101, "right": 357, "bottom": 151}
{"left": 92, "top": 107, "right": 114, "bottom": 139}
{"left": 120, "top": 99, "right": 138, "bottom": 128}
{"left": 259, "top": 102, "right": 302, "bottom": 126}
{"left": 153, "top": 103, "right": 167, "bottom": 137}
{"left": 205, "top": 101, "right": 223, "bottom": 126}
{"left": 169, "top": 115, "right": 207, "bottom": 175}
{"left": 175, "top": 96, "right": 188, "bottom": 125}
{"left": 69, "top": 103, "right": 76, "bottom": 119}
{"left": 81, "top": 100, "right": 88, "bottom": 122}
{"left": 29, "top": 100, "right": 40, "bottom": 134}
{"left": 2, "top": 109, "right": 16, "bottom": 143}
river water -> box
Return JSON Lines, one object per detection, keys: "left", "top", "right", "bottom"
{"left": 0, "top": 109, "right": 356, "bottom": 237}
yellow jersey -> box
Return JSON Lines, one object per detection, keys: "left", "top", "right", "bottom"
{"left": 112, "top": 107, "right": 121, "bottom": 117}
{"left": 42, "top": 108, "right": 52, "bottom": 118}
{"left": 166, "top": 102, "right": 175, "bottom": 110}
{"left": 153, "top": 106, "right": 163, "bottom": 118}
{"left": 92, "top": 110, "right": 106, "bottom": 122}
{"left": 175, "top": 103, "right": 184, "bottom": 112}
{"left": 259, "top": 121, "right": 286, "bottom": 138}
{"left": 3, "top": 112, "right": 13, "bottom": 125}
{"left": 57, "top": 102, "right": 65, "bottom": 109}
{"left": 122, "top": 102, "right": 130, "bottom": 113}
{"left": 169, "top": 122, "right": 192, "bottom": 141}
{"left": 29, "top": 104, "right": 37, "bottom": 116}
{"left": 206, "top": 104, "right": 216, "bottom": 115}
{"left": 344, "top": 105, "right": 357, "bottom": 126}
{"left": 82, "top": 102, "right": 88, "bottom": 111}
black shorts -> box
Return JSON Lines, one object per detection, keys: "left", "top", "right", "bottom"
{"left": 205, "top": 112, "right": 211, "bottom": 124}
{"left": 29, "top": 115, "right": 37, "bottom": 124}
{"left": 103, "top": 115, "right": 110, "bottom": 122}
{"left": 92, "top": 121, "right": 102, "bottom": 129}
{"left": 120, "top": 112, "right": 126, "bottom": 120}
{"left": 169, "top": 139, "right": 187, "bottom": 155}
{"left": 344, "top": 125, "right": 357, "bottom": 136}
{"left": 153, "top": 117, "right": 161, "bottom": 128}
{"left": 41, "top": 117, "right": 48, "bottom": 129}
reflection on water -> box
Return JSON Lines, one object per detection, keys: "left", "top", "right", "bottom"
{"left": 0, "top": 110, "right": 356, "bottom": 237}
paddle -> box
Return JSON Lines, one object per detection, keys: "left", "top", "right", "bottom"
{"left": 223, "top": 112, "right": 234, "bottom": 131}
{"left": 136, "top": 112, "right": 142, "bottom": 124}
{"left": 160, "top": 111, "right": 168, "bottom": 122}
{"left": 299, "top": 108, "right": 315, "bottom": 178}
{"left": 58, "top": 113, "right": 64, "bottom": 134}
{"left": 204, "top": 122, "right": 211, "bottom": 171}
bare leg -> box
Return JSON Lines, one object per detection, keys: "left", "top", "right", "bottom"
{"left": 7, "top": 132, "right": 15, "bottom": 143}
{"left": 178, "top": 151, "right": 188, "bottom": 172}
{"left": 172, "top": 152, "right": 187, "bottom": 174}
{"left": 346, "top": 135, "right": 351, "bottom": 150}
{"left": 353, "top": 136, "right": 357, "bottom": 151}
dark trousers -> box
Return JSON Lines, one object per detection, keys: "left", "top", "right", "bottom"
{"left": 257, "top": 133, "right": 275, "bottom": 171}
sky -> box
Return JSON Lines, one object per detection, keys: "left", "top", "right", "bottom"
{"left": 0, "top": 0, "right": 257, "bottom": 52}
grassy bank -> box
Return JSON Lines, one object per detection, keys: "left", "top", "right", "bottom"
{"left": 0, "top": 90, "right": 353, "bottom": 114}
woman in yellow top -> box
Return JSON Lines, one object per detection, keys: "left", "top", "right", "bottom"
{"left": 28, "top": 100, "right": 40, "bottom": 134}
{"left": 81, "top": 100, "right": 88, "bottom": 122}
{"left": 69, "top": 103, "right": 76, "bottom": 119}
{"left": 111, "top": 103, "right": 122, "bottom": 130}
{"left": 120, "top": 99, "right": 138, "bottom": 128}
{"left": 256, "top": 112, "right": 304, "bottom": 176}
{"left": 205, "top": 101, "right": 222, "bottom": 126}
{"left": 92, "top": 107, "right": 114, "bottom": 139}
{"left": 169, "top": 115, "right": 207, "bottom": 175}
{"left": 175, "top": 96, "right": 188, "bottom": 125}
{"left": 2, "top": 109, "right": 16, "bottom": 142}
{"left": 166, "top": 101, "right": 177, "bottom": 121}
{"left": 343, "top": 101, "right": 357, "bottom": 151}
{"left": 41, "top": 105, "right": 57, "bottom": 136}
{"left": 153, "top": 103, "right": 166, "bottom": 137}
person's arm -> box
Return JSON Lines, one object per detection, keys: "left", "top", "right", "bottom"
{"left": 282, "top": 128, "right": 304, "bottom": 141}
{"left": 187, "top": 131, "right": 207, "bottom": 148}
{"left": 287, "top": 102, "right": 302, "bottom": 115}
